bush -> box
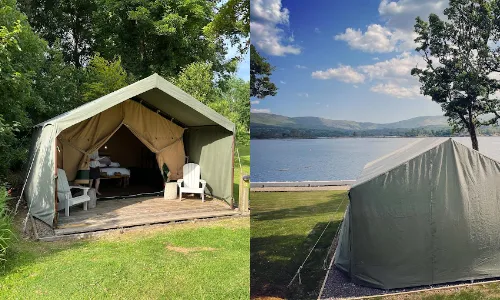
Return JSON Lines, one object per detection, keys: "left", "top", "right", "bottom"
{"left": 0, "top": 187, "right": 13, "bottom": 262}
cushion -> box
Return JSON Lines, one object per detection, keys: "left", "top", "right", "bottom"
{"left": 100, "top": 156, "right": 112, "bottom": 166}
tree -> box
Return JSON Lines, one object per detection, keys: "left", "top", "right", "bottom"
{"left": 92, "top": 0, "right": 232, "bottom": 79}
{"left": 18, "top": 0, "right": 97, "bottom": 67}
{"left": 171, "top": 62, "right": 217, "bottom": 105}
{"left": 221, "top": 77, "right": 250, "bottom": 145}
{"left": 204, "top": 0, "right": 250, "bottom": 56}
{"left": 250, "top": 44, "right": 277, "bottom": 99}
{"left": 82, "top": 54, "right": 129, "bottom": 102}
{"left": 411, "top": 0, "right": 500, "bottom": 150}
{"left": 0, "top": 0, "right": 47, "bottom": 181}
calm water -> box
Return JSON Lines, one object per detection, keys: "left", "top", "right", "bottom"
{"left": 250, "top": 137, "right": 500, "bottom": 182}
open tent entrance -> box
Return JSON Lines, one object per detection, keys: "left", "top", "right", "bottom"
{"left": 95, "top": 125, "right": 166, "bottom": 199}
{"left": 25, "top": 74, "right": 236, "bottom": 229}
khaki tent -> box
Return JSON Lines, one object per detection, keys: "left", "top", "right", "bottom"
{"left": 335, "top": 138, "right": 500, "bottom": 289}
{"left": 24, "top": 73, "right": 235, "bottom": 226}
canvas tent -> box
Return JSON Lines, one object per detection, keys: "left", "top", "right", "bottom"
{"left": 24, "top": 73, "right": 235, "bottom": 226}
{"left": 335, "top": 138, "right": 500, "bottom": 290}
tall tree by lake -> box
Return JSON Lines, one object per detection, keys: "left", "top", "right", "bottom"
{"left": 250, "top": 44, "right": 277, "bottom": 99}
{"left": 412, "top": 0, "right": 500, "bottom": 151}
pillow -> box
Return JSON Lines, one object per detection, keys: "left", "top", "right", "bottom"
{"left": 100, "top": 156, "right": 112, "bottom": 166}
{"left": 99, "top": 163, "right": 107, "bottom": 168}
{"left": 109, "top": 162, "right": 120, "bottom": 167}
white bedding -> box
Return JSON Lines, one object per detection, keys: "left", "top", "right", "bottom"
{"left": 100, "top": 167, "right": 130, "bottom": 176}
{"left": 99, "top": 162, "right": 120, "bottom": 168}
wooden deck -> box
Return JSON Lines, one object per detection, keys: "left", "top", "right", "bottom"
{"left": 55, "top": 196, "right": 239, "bottom": 236}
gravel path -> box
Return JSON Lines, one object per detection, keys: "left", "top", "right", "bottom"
{"left": 319, "top": 257, "right": 500, "bottom": 299}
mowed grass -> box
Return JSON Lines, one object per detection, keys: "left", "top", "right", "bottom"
{"left": 0, "top": 218, "right": 249, "bottom": 299}
{"left": 234, "top": 144, "right": 250, "bottom": 205}
{"left": 250, "top": 190, "right": 349, "bottom": 299}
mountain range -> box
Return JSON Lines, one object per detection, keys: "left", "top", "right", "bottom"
{"left": 249, "top": 113, "right": 466, "bottom": 139}
{"left": 251, "top": 113, "right": 449, "bottom": 131}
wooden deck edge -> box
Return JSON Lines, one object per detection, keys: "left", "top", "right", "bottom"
{"left": 50, "top": 210, "right": 241, "bottom": 238}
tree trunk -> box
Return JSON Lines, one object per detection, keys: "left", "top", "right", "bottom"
{"left": 467, "top": 108, "right": 479, "bottom": 150}
{"left": 469, "top": 124, "right": 479, "bottom": 151}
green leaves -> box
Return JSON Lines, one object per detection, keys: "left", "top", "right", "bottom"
{"left": 412, "top": 0, "right": 500, "bottom": 150}
{"left": 82, "top": 54, "right": 129, "bottom": 102}
{"left": 250, "top": 45, "right": 277, "bottom": 99}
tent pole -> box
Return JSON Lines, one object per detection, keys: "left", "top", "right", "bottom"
{"left": 230, "top": 133, "right": 235, "bottom": 210}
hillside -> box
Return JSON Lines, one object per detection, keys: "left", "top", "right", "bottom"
{"left": 250, "top": 113, "right": 448, "bottom": 130}
{"left": 250, "top": 113, "right": 500, "bottom": 139}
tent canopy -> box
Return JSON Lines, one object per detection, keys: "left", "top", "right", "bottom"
{"left": 25, "top": 74, "right": 235, "bottom": 226}
{"left": 36, "top": 73, "right": 234, "bottom": 132}
{"left": 335, "top": 138, "right": 500, "bottom": 289}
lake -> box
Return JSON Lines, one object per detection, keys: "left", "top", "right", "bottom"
{"left": 250, "top": 137, "right": 500, "bottom": 182}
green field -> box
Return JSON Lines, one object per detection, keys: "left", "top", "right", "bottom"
{"left": 0, "top": 218, "right": 249, "bottom": 299}
{"left": 250, "top": 190, "right": 349, "bottom": 299}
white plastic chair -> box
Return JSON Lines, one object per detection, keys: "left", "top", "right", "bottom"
{"left": 57, "top": 168, "right": 91, "bottom": 216}
{"left": 177, "top": 163, "right": 206, "bottom": 201}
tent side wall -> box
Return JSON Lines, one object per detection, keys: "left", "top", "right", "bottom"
{"left": 346, "top": 142, "right": 442, "bottom": 289}
{"left": 432, "top": 140, "right": 500, "bottom": 284}
{"left": 186, "top": 126, "right": 234, "bottom": 203}
{"left": 24, "top": 125, "right": 57, "bottom": 225}
{"left": 333, "top": 203, "right": 351, "bottom": 273}
{"left": 342, "top": 139, "right": 500, "bottom": 289}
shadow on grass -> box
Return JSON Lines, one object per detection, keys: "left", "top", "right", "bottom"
{"left": 251, "top": 198, "right": 345, "bottom": 221}
{"left": 251, "top": 219, "right": 343, "bottom": 299}
{"left": 0, "top": 232, "right": 90, "bottom": 278}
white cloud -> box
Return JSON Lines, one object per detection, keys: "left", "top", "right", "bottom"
{"left": 334, "top": 0, "right": 448, "bottom": 53}
{"left": 314, "top": 27, "right": 321, "bottom": 34}
{"left": 295, "top": 65, "right": 307, "bottom": 69}
{"left": 251, "top": 100, "right": 260, "bottom": 105}
{"left": 359, "top": 52, "right": 423, "bottom": 82}
{"left": 379, "top": 0, "right": 447, "bottom": 31}
{"left": 334, "top": 24, "right": 417, "bottom": 53}
{"left": 311, "top": 65, "right": 365, "bottom": 83}
{"left": 370, "top": 83, "right": 421, "bottom": 98}
{"left": 251, "top": 0, "right": 300, "bottom": 56}
{"left": 373, "top": 57, "right": 380, "bottom": 60}
{"left": 280, "top": 80, "right": 286, "bottom": 84}
{"left": 312, "top": 53, "right": 430, "bottom": 99}
{"left": 353, "top": 85, "right": 359, "bottom": 88}
{"left": 251, "top": 108, "right": 271, "bottom": 113}
{"left": 297, "top": 93, "right": 309, "bottom": 98}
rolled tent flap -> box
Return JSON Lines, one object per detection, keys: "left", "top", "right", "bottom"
{"left": 58, "top": 100, "right": 186, "bottom": 182}
{"left": 122, "top": 100, "right": 185, "bottom": 180}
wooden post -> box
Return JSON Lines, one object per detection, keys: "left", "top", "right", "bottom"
{"left": 239, "top": 175, "right": 250, "bottom": 213}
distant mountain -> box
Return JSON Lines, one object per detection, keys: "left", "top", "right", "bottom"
{"left": 248, "top": 113, "right": 492, "bottom": 139}
{"left": 250, "top": 113, "right": 448, "bottom": 131}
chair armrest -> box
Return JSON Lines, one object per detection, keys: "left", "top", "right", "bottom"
{"left": 70, "top": 186, "right": 90, "bottom": 193}
{"left": 200, "top": 179, "right": 206, "bottom": 189}
{"left": 177, "top": 179, "right": 184, "bottom": 188}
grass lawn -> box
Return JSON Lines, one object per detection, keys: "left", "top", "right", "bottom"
{"left": 0, "top": 218, "right": 249, "bottom": 299}
{"left": 234, "top": 144, "right": 250, "bottom": 206}
{"left": 250, "top": 190, "right": 349, "bottom": 299}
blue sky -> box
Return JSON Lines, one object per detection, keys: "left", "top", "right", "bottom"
{"left": 250, "top": 0, "right": 448, "bottom": 123}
